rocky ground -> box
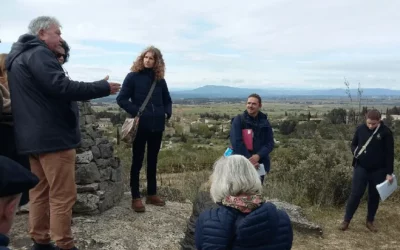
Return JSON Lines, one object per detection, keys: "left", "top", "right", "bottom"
{"left": 9, "top": 193, "right": 193, "bottom": 250}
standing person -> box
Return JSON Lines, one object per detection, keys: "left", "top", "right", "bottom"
{"left": 229, "top": 93, "right": 274, "bottom": 183}
{"left": 340, "top": 109, "right": 394, "bottom": 232}
{"left": 0, "top": 53, "right": 31, "bottom": 207}
{"left": 0, "top": 156, "right": 39, "bottom": 250}
{"left": 117, "top": 45, "right": 172, "bottom": 213}
{"left": 5, "top": 16, "right": 121, "bottom": 250}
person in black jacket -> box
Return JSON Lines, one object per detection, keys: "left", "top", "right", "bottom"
{"left": 117, "top": 45, "right": 172, "bottom": 213}
{"left": 5, "top": 16, "right": 121, "bottom": 250}
{"left": 340, "top": 109, "right": 394, "bottom": 232}
{"left": 0, "top": 53, "right": 31, "bottom": 208}
{"left": 0, "top": 156, "right": 39, "bottom": 250}
{"left": 230, "top": 93, "right": 274, "bottom": 184}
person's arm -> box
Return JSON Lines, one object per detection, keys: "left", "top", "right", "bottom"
{"left": 384, "top": 129, "right": 394, "bottom": 175}
{"left": 161, "top": 79, "right": 172, "bottom": 119}
{"left": 256, "top": 122, "right": 275, "bottom": 160}
{"left": 351, "top": 128, "right": 359, "bottom": 156}
{"left": 116, "top": 73, "right": 139, "bottom": 117}
{"left": 28, "top": 49, "right": 110, "bottom": 101}
{"left": 230, "top": 115, "right": 251, "bottom": 158}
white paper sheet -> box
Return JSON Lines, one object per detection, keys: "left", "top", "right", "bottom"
{"left": 257, "top": 163, "right": 266, "bottom": 176}
{"left": 376, "top": 174, "right": 398, "bottom": 201}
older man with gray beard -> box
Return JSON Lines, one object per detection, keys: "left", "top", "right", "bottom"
{"left": 5, "top": 16, "right": 121, "bottom": 250}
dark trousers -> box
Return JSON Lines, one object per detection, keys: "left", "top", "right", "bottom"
{"left": 0, "top": 124, "right": 31, "bottom": 206}
{"left": 130, "top": 130, "right": 163, "bottom": 199}
{"left": 344, "top": 166, "right": 386, "bottom": 222}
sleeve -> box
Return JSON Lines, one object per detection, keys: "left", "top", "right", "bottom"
{"left": 116, "top": 73, "right": 138, "bottom": 117}
{"left": 28, "top": 49, "right": 110, "bottom": 101}
{"left": 161, "top": 79, "right": 172, "bottom": 118}
{"left": 256, "top": 121, "right": 275, "bottom": 159}
{"left": 230, "top": 115, "right": 251, "bottom": 158}
{"left": 384, "top": 129, "right": 394, "bottom": 175}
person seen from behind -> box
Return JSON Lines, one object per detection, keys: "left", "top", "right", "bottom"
{"left": 340, "top": 109, "right": 394, "bottom": 232}
{"left": 5, "top": 16, "right": 121, "bottom": 250}
{"left": 195, "top": 155, "right": 293, "bottom": 249}
{"left": 116, "top": 46, "right": 172, "bottom": 213}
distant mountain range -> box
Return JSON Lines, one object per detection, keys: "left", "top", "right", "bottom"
{"left": 170, "top": 85, "right": 400, "bottom": 99}
{"left": 93, "top": 85, "right": 400, "bottom": 103}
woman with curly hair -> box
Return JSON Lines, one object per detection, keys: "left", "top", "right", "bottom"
{"left": 117, "top": 46, "right": 172, "bottom": 212}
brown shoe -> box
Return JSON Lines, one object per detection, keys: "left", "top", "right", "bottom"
{"left": 146, "top": 195, "right": 166, "bottom": 206}
{"left": 366, "top": 221, "right": 377, "bottom": 232}
{"left": 339, "top": 221, "right": 350, "bottom": 231}
{"left": 132, "top": 198, "right": 145, "bottom": 212}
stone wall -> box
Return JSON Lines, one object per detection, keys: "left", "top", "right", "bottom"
{"left": 73, "top": 102, "right": 124, "bottom": 215}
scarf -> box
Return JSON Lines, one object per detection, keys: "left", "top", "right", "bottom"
{"left": 222, "top": 194, "right": 263, "bottom": 213}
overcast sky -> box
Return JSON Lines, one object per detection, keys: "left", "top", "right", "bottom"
{"left": 1, "top": 0, "right": 399, "bottom": 90}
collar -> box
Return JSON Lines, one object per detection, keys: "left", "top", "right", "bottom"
{"left": 0, "top": 234, "right": 9, "bottom": 247}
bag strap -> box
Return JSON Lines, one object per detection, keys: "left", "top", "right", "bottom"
{"left": 355, "top": 123, "right": 380, "bottom": 159}
{"left": 137, "top": 80, "right": 157, "bottom": 117}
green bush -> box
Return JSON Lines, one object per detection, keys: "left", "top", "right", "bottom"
{"left": 269, "top": 137, "right": 353, "bottom": 207}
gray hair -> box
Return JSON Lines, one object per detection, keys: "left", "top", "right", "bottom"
{"left": 28, "top": 16, "right": 61, "bottom": 35}
{"left": 210, "top": 155, "right": 262, "bottom": 203}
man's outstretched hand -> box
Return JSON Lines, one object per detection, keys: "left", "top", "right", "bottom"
{"left": 104, "top": 75, "right": 121, "bottom": 95}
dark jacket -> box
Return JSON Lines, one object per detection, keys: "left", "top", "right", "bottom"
{"left": 351, "top": 122, "right": 394, "bottom": 175}
{"left": 116, "top": 69, "right": 172, "bottom": 132}
{"left": 0, "top": 234, "right": 10, "bottom": 250}
{"left": 195, "top": 202, "right": 293, "bottom": 250}
{"left": 5, "top": 34, "right": 111, "bottom": 154}
{"left": 230, "top": 111, "right": 274, "bottom": 173}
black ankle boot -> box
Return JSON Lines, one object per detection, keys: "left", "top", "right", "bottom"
{"left": 31, "top": 242, "right": 56, "bottom": 250}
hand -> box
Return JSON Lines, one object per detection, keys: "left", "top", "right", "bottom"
{"left": 103, "top": 75, "right": 121, "bottom": 95}
{"left": 109, "top": 83, "right": 121, "bottom": 95}
{"left": 249, "top": 154, "right": 260, "bottom": 166}
{"left": 386, "top": 174, "right": 394, "bottom": 184}
{"left": 254, "top": 163, "right": 260, "bottom": 169}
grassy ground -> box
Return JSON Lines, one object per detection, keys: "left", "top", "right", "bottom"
{"left": 294, "top": 202, "right": 400, "bottom": 250}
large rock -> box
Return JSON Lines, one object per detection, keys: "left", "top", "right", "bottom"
{"left": 180, "top": 182, "right": 323, "bottom": 249}
{"left": 10, "top": 194, "right": 193, "bottom": 250}
{"left": 269, "top": 199, "right": 323, "bottom": 236}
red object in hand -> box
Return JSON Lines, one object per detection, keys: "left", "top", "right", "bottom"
{"left": 242, "top": 129, "right": 253, "bottom": 151}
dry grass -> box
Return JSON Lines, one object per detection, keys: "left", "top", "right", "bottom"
{"left": 293, "top": 201, "right": 400, "bottom": 250}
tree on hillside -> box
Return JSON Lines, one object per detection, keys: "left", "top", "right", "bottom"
{"left": 384, "top": 114, "right": 394, "bottom": 128}
{"left": 279, "top": 120, "right": 297, "bottom": 135}
{"left": 326, "top": 108, "right": 347, "bottom": 124}
{"left": 344, "top": 78, "right": 364, "bottom": 123}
